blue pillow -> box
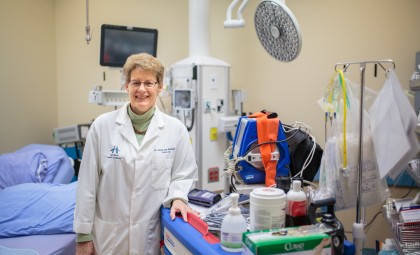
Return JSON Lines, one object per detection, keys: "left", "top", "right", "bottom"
{"left": 0, "top": 144, "right": 74, "bottom": 190}
{"left": 15, "top": 144, "right": 74, "bottom": 184}
{"left": 0, "top": 149, "right": 47, "bottom": 189}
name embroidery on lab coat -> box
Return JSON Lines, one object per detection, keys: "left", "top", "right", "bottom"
{"left": 107, "top": 146, "right": 122, "bottom": 159}
{"left": 154, "top": 147, "right": 175, "bottom": 154}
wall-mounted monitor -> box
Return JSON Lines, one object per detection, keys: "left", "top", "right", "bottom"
{"left": 173, "top": 89, "right": 194, "bottom": 110}
{"left": 100, "top": 24, "right": 158, "bottom": 68}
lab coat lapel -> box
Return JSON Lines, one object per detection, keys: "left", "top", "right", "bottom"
{"left": 140, "top": 107, "right": 164, "bottom": 147}
{"left": 115, "top": 104, "right": 140, "bottom": 151}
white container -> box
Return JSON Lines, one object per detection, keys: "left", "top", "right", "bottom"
{"left": 220, "top": 193, "right": 248, "bottom": 253}
{"left": 286, "top": 180, "right": 308, "bottom": 226}
{"left": 249, "top": 187, "right": 286, "bottom": 231}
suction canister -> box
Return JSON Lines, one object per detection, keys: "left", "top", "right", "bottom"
{"left": 250, "top": 187, "right": 286, "bottom": 231}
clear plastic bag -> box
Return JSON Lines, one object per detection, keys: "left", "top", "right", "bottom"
{"left": 318, "top": 70, "right": 389, "bottom": 211}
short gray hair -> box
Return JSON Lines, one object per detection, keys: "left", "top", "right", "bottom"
{"left": 123, "top": 53, "right": 164, "bottom": 84}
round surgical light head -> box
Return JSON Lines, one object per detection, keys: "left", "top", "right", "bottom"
{"left": 254, "top": 0, "right": 302, "bottom": 62}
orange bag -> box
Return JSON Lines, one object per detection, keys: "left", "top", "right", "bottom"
{"left": 248, "top": 111, "right": 280, "bottom": 187}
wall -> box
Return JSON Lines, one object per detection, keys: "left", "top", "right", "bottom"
{"left": 54, "top": 0, "right": 190, "bottom": 126}
{"left": 218, "top": 0, "right": 420, "bottom": 144}
{"left": 54, "top": 0, "right": 420, "bottom": 144}
{"left": 1, "top": 0, "right": 419, "bottom": 249}
{"left": 0, "top": 0, "right": 57, "bottom": 153}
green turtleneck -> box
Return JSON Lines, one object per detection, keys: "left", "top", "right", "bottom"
{"left": 128, "top": 105, "right": 155, "bottom": 145}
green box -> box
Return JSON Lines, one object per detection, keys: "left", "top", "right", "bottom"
{"left": 242, "top": 227, "right": 332, "bottom": 255}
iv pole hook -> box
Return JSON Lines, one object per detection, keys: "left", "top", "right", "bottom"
{"left": 85, "top": 0, "right": 92, "bottom": 44}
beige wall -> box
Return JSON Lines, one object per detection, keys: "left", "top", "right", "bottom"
{"left": 53, "top": 0, "right": 420, "bottom": 143}
{"left": 1, "top": 0, "right": 419, "bottom": 249}
{"left": 0, "top": 0, "right": 57, "bottom": 152}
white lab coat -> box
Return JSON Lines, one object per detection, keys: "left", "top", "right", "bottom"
{"left": 73, "top": 104, "right": 198, "bottom": 255}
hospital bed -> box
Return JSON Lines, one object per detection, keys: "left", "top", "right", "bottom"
{"left": 0, "top": 144, "right": 77, "bottom": 255}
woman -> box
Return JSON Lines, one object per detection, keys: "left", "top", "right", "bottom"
{"left": 74, "top": 53, "right": 198, "bottom": 255}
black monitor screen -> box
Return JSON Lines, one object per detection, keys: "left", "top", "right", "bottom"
{"left": 100, "top": 24, "right": 158, "bottom": 68}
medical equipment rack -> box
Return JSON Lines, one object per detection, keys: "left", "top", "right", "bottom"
{"left": 334, "top": 59, "right": 396, "bottom": 255}
{"left": 385, "top": 200, "right": 420, "bottom": 254}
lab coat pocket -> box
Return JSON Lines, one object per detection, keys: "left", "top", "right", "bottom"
{"left": 152, "top": 158, "right": 173, "bottom": 190}
{"left": 93, "top": 217, "right": 117, "bottom": 254}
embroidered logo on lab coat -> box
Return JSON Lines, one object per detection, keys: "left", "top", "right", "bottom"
{"left": 108, "top": 146, "right": 122, "bottom": 159}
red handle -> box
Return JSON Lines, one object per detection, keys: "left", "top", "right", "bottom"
{"left": 185, "top": 212, "right": 220, "bottom": 244}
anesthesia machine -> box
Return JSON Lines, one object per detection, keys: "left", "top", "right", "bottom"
{"left": 169, "top": 56, "right": 231, "bottom": 192}
{"left": 168, "top": 0, "right": 234, "bottom": 192}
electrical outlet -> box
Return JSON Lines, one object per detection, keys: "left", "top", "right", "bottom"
{"left": 208, "top": 167, "right": 219, "bottom": 183}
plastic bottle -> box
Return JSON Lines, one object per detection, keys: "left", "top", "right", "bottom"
{"left": 343, "top": 240, "right": 355, "bottom": 255}
{"left": 285, "top": 180, "right": 308, "bottom": 227}
{"left": 220, "top": 193, "right": 247, "bottom": 253}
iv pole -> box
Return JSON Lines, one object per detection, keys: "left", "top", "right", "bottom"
{"left": 334, "top": 59, "right": 396, "bottom": 255}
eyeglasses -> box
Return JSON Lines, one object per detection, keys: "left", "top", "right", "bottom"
{"left": 129, "top": 80, "right": 158, "bottom": 89}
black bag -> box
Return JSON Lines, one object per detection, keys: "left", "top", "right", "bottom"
{"left": 284, "top": 124, "right": 323, "bottom": 182}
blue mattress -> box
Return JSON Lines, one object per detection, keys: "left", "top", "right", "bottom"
{"left": 0, "top": 182, "right": 76, "bottom": 238}
{"left": 0, "top": 233, "right": 76, "bottom": 255}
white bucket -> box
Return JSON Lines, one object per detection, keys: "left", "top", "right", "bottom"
{"left": 249, "top": 187, "right": 286, "bottom": 231}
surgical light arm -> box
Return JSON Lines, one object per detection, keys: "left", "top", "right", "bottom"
{"left": 224, "top": 0, "right": 249, "bottom": 28}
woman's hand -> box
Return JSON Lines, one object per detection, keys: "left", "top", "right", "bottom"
{"left": 76, "top": 241, "right": 95, "bottom": 255}
{"left": 170, "top": 199, "right": 200, "bottom": 222}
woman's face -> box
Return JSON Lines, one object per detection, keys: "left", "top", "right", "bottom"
{"left": 125, "top": 68, "right": 162, "bottom": 115}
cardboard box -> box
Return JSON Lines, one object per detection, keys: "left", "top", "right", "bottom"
{"left": 242, "top": 227, "right": 332, "bottom": 255}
